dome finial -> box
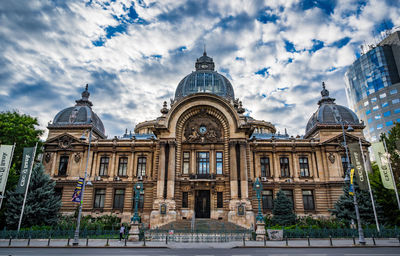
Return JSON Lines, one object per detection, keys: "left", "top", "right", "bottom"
{"left": 75, "top": 83, "right": 93, "bottom": 107}
{"left": 321, "top": 81, "right": 329, "bottom": 98}
{"left": 203, "top": 43, "right": 207, "bottom": 56}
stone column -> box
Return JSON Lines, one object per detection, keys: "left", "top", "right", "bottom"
{"left": 229, "top": 142, "right": 238, "bottom": 199}
{"left": 292, "top": 152, "right": 299, "bottom": 181}
{"left": 191, "top": 147, "right": 196, "bottom": 175}
{"left": 167, "top": 142, "right": 176, "bottom": 199}
{"left": 272, "top": 152, "right": 279, "bottom": 181}
{"left": 240, "top": 143, "right": 249, "bottom": 199}
{"left": 109, "top": 152, "right": 117, "bottom": 178}
{"left": 156, "top": 143, "right": 166, "bottom": 199}
{"left": 310, "top": 152, "right": 318, "bottom": 180}
{"left": 91, "top": 152, "right": 98, "bottom": 177}
{"left": 210, "top": 145, "right": 215, "bottom": 175}
{"left": 50, "top": 152, "right": 57, "bottom": 176}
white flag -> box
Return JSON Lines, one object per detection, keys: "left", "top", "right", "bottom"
{"left": 0, "top": 145, "right": 14, "bottom": 194}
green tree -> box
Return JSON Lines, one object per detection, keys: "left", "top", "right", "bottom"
{"left": 369, "top": 162, "right": 400, "bottom": 226}
{"left": 381, "top": 122, "right": 400, "bottom": 181}
{"left": 330, "top": 179, "right": 383, "bottom": 226}
{"left": 270, "top": 190, "right": 296, "bottom": 226}
{"left": 5, "top": 163, "right": 61, "bottom": 229}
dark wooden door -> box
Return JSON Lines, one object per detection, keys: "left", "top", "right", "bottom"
{"left": 195, "top": 190, "right": 210, "bottom": 218}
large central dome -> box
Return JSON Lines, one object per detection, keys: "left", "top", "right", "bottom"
{"left": 174, "top": 51, "right": 235, "bottom": 101}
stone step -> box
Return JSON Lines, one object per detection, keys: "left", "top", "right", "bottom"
{"left": 155, "top": 219, "right": 249, "bottom": 232}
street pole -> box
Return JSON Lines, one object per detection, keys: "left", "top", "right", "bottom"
{"left": 358, "top": 138, "right": 380, "bottom": 233}
{"left": 73, "top": 124, "right": 92, "bottom": 246}
{"left": 383, "top": 139, "right": 400, "bottom": 210}
{"left": 340, "top": 121, "right": 365, "bottom": 245}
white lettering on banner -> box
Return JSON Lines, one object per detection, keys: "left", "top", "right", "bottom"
{"left": 379, "top": 152, "right": 391, "bottom": 181}
{"left": 353, "top": 152, "right": 364, "bottom": 182}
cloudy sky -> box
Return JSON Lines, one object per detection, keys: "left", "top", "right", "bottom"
{"left": 1, "top": 0, "right": 399, "bottom": 138}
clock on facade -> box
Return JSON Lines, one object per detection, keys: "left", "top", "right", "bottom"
{"left": 201, "top": 64, "right": 208, "bottom": 69}
{"left": 199, "top": 125, "right": 207, "bottom": 134}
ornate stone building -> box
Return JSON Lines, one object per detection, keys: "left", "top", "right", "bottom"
{"left": 43, "top": 52, "right": 368, "bottom": 229}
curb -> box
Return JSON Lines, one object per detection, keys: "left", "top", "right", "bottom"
{"left": 0, "top": 246, "right": 169, "bottom": 249}
{"left": 233, "top": 245, "right": 400, "bottom": 248}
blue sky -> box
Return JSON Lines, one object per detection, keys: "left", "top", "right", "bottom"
{"left": 0, "top": 0, "right": 399, "bottom": 138}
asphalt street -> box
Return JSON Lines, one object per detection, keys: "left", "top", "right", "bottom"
{"left": 0, "top": 247, "right": 400, "bottom": 256}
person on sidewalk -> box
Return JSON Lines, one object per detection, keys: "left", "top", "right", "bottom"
{"left": 119, "top": 225, "right": 125, "bottom": 241}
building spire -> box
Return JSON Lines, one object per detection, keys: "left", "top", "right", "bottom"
{"left": 318, "top": 81, "right": 335, "bottom": 105}
{"left": 203, "top": 43, "right": 207, "bottom": 56}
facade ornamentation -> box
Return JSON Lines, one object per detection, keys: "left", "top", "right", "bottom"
{"left": 44, "top": 152, "right": 52, "bottom": 163}
{"left": 328, "top": 152, "right": 336, "bottom": 164}
{"left": 74, "top": 152, "right": 81, "bottom": 163}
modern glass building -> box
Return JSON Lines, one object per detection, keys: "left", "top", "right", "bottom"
{"left": 345, "top": 30, "right": 400, "bottom": 141}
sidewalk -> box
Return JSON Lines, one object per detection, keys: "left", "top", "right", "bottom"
{"left": 0, "top": 238, "right": 399, "bottom": 248}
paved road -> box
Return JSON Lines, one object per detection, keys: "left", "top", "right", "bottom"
{"left": 0, "top": 247, "right": 400, "bottom": 256}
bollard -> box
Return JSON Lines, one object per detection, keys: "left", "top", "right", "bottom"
{"left": 27, "top": 237, "right": 31, "bottom": 247}
{"left": 67, "top": 237, "right": 70, "bottom": 247}
{"left": 86, "top": 238, "right": 89, "bottom": 247}
{"left": 243, "top": 236, "right": 245, "bottom": 247}
{"left": 307, "top": 236, "right": 310, "bottom": 247}
{"left": 8, "top": 237, "right": 12, "bottom": 247}
{"left": 48, "top": 236, "right": 51, "bottom": 247}
{"left": 372, "top": 235, "right": 376, "bottom": 246}
{"left": 285, "top": 236, "right": 288, "bottom": 246}
{"left": 398, "top": 235, "right": 400, "bottom": 243}
{"left": 124, "top": 237, "right": 127, "bottom": 247}
{"left": 166, "top": 234, "right": 168, "bottom": 244}
{"left": 329, "top": 235, "right": 333, "bottom": 247}
{"left": 143, "top": 234, "right": 146, "bottom": 247}
{"left": 352, "top": 235, "right": 356, "bottom": 245}
{"left": 106, "top": 238, "right": 109, "bottom": 247}
{"left": 263, "top": 236, "right": 266, "bottom": 247}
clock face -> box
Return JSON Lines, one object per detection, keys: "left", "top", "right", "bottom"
{"left": 199, "top": 126, "right": 207, "bottom": 134}
{"left": 201, "top": 64, "right": 208, "bottom": 69}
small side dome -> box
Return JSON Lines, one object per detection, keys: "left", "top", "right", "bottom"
{"left": 174, "top": 50, "right": 235, "bottom": 101}
{"left": 51, "top": 85, "right": 106, "bottom": 137}
{"left": 305, "top": 82, "right": 360, "bottom": 135}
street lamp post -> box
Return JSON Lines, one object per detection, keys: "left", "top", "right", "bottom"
{"left": 253, "top": 178, "right": 264, "bottom": 222}
{"left": 73, "top": 123, "right": 93, "bottom": 246}
{"left": 340, "top": 120, "right": 366, "bottom": 245}
{"left": 132, "top": 182, "right": 143, "bottom": 223}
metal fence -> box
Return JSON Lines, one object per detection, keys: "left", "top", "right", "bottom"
{"left": 0, "top": 228, "right": 120, "bottom": 239}
{"left": 283, "top": 226, "right": 400, "bottom": 238}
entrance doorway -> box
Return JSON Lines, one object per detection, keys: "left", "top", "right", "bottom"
{"left": 195, "top": 190, "right": 210, "bottom": 218}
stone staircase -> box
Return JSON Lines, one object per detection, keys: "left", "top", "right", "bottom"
{"left": 155, "top": 219, "right": 249, "bottom": 232}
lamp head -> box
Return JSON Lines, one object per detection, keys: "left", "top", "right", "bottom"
{"left": 80, "top": 131, "right": 87, "bottom": 141}
{"left": 86, "top": 180, "right": 93, "bottom": 186}
{"left": 347, "top": 125, "right": 354, "bottom": 132}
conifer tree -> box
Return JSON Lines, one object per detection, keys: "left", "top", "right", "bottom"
{"left": 5, "top": 163, "right": 61, "bottom": 229}
{"left": 271, "top": 190, "right": 296, "bottom": 226}
{"left": 330, "top": 179, "right": 383, "bottom": 226}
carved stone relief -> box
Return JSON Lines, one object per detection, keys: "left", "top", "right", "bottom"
{"left": 44, "top": 152, "right": 52, "bottom": 163}
{"left": 328, "top": 152, "right": 335, "bottom": 164}
{"left": 183, "top": 112, "right": 223, "bottom": 143}
{"left": 58, "top": 135, "right": 72, "bottom": 149}
{"left": 74, "top": 152, "right": 81, "bottom": 163}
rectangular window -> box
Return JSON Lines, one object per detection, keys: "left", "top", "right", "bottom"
{"left": 260, "top": 157, "right": 271, "bottom": 177}
{"left": 280, "top": 157, "right": 290, "bottom": 177}
{"left": 383, "top": 111, "right": 391, "bottom": 117}
{"left": 380, "top": 93, "right": 386, "bottom": 99}
{"left": 370, "top": 127, "right": 375, "bottom": 132}
{"left": 375, "top": 114, "right": 382, "bottom": 120}
{"left": 373, "top": 106, "right": 379, "bottom": 111}
{"left": 395, "top": 108, "right": 400, "bottom": 114}
{"left": 183, "top": 152, "right": 190, "bottom": 174}
{"left": 341, "top": 155, "right": 350, "bottom": 175}
{"left": 217, "top": 192, "right": 223, "bottom": 208}
{"left": 182, "top": 192, "right": 188, "bottom": 208}
{"left": 368, "top": 118, "right": 373, "bottom": 123}
{"left": 392, "top": 99, "right": 400, "bottom": 104}
{"left": 196, "top": 152, "right": 210, "bottom": 175}
{"left": 386, "top": 120, "right": 394, "bottom": 126}
{"left": 382, "top": 102, "right": 389, "bottom": 108}
{"left": 137, "top": 157, "right": 147, "bottom": 177}
{"left": 113, "top": 189, "right": 125, "bottom": 209}
{"left": 58, "top": 156, "right": 69, "bottom": 176}
{"left": 99, "top": 156, "right": 109, "bottom": 176}
{"left": 118, "top": 157, "right": 128, "bottom": 176}
{"left": 377, "top": 124, "right": 383, "bottom": 129}
{"left": 282, "top": 189, "right": 294, "bottom": 209}
{"left": 366, "top": 109, "right": 371, "bottom": 115}
{"left": 262, "top": 190, "right": 273, "bottom": 210}
{"left": 94, "top": 188, "right": 106, "bottom": 208}
{"left": 303, "top": 190, "right": 315, "bottom": 210}
{"left": 299, "top": 157, "right": 310, "bottom": 177}
{"left": 216, "top": 152, "right": 223, "bottom": 175}
{"left": 363, "top": 101, "right": 369, "bottom": 107}
{"left": 371, "top": 97, "right": 377, "bottom": 103}
{"left": 390, "top": 89, "right": 398, "bottom": 95}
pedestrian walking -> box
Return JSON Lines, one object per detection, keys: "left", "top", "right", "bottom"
{"left": 119, "top": 225, "right": 125, "bottom": 241}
